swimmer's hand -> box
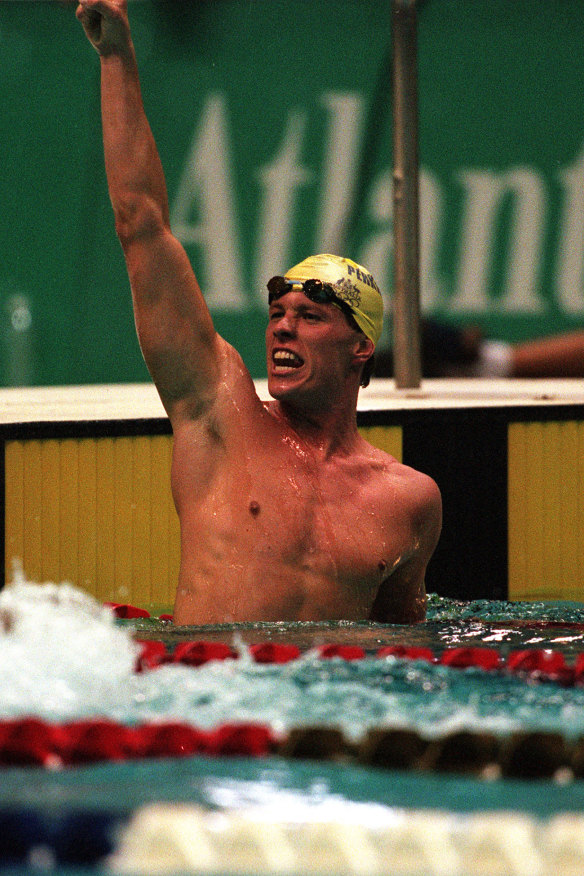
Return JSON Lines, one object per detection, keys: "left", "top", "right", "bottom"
{"left": 76, "top": 0, "right": 131, "bottom": 56}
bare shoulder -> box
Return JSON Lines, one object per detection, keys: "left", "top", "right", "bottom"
{"left": 362, "top": 442, "right": 442, "bottom": 625}
{"left": 361, "top": 439, "right": 441, "bottom": 511}
{"left": 359, "top": 439, "right": 442, "bottom": 556}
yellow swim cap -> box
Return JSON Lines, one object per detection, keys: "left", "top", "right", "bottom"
{"left": 284, "top": 254, "right": 383, "bottom": 346}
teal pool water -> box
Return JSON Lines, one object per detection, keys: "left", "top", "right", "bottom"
{"left": 131, "top": 593, "right": 584, "bottom": 658}
{"left": 3, "top": 586, "right": 584, "bottom": 739}
{"left": 2, "top": 754, "right": 584, "bottom": 821}
{"left": 3, "top": 585, "right": 584, "bottom": 873}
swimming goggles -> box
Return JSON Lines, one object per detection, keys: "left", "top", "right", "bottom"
{"left": 267, "top": 276, "right": 353, "bottom": 316}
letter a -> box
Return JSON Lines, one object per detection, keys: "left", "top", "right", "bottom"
{"left": 171, "top": 94, "right": 246, "bottom": 310}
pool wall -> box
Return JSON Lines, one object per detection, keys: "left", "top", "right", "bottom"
{"left": 1, "top": 379, "right": 584, "bottom": 608}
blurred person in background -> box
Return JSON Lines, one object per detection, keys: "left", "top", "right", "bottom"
{"left": 374, "top": 320, "right": 584, "bottom": 379}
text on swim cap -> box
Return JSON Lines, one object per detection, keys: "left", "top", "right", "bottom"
{"left": 346, "top": 263, "right": 380, "bottom": 293}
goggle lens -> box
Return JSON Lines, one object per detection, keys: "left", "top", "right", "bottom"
{"left": 267, "top": 276, "right": 340, "bottom": 306}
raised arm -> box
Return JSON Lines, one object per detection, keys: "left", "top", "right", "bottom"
{"left": 77, "top": 0, "right": 222, "bottom": 422}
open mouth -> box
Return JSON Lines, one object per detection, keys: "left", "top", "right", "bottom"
{"left": 272, "top": 350, "right": 304, "bottom": 371}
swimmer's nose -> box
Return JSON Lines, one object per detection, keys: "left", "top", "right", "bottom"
{"left": 273, "top": 314, "right": 296, "bottom": 338}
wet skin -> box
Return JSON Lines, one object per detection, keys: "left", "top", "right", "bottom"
{"left": 77, "top": 0, "right": 441, "bottom": 625}
{"left": 170, "top": 293, "right": 441, "bottom": 625}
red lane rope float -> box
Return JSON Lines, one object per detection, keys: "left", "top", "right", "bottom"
{"left": 173, "top": 641, "right": 238, "bottom": 666}
{"left": 439, "top": 647, "right": 503, "bottom": 671}
{"left": 132, "top": 639, "right": 584, "bottom": 688}
{"left": 135, "top": 640, "right": 170, "bottom": 671}
{"left": 249, "top": 642, "right": 302, "bottom": 664}
{"left": 3, "top": 716, "right": 584, "bottom": 782}
{"left": 0, "top": 718, "right": 277, "bottom": 767}
{"left": 107, "top": 604, "right": 584, "bottom": 686}
{"left": 317, "top": 644, "right": 366, "bottom": 660}
{"left": 106, "top": 603, "right": 153, "bottom": 619}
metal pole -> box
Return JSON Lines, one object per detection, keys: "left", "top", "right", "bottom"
{"left": 392, "top": 0, "right": 421, "bottom": 388}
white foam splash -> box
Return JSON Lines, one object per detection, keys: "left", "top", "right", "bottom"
{"left": 0, "top": 571, "right": 139, "bottom": 720}
{"left": 2, "top": 575, "right": 584, "bottom": 742}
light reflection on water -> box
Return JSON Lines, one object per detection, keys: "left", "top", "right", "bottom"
{"left": 434, "top": 620, "right": 584, "bottom": 658}
{"left": 2, "top": 583, "right": 584, "bottom": 742}
{"left": 141, "top": 616, "right": 584, "bottom": 660}
{"left": 132, "top": 593, "right": 584, "bottom": 658}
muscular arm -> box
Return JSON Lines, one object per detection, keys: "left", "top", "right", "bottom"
{"left": 77, "top": 1, "right": 221, "bottom": 422}
{"left": 369, "top": 472, "right": 442, "bottom": 624}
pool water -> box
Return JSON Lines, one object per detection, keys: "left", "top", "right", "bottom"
{"left": 2, "top": 584, "right": 584, "bottom": 732}
{"left": 2, "top": 583, "right": 584, "bottom": 739}
{"left": 132, "top": 591, "right": 584, "bottom": 656}
{"left": 3, "top": 581, "right": 584, "bottom": 874}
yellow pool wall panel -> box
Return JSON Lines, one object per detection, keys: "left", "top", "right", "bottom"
{"left": 4, "top": 435, "right": 180, "bottom": 610}
{"left": 4, "top": 385, "right": 584, "bottom": 608}
{"left": 359, "top": 425, "right": 402, "bottom": 461}
{"left": 508, "top": 420, "right": 584, "bottom": 602}
{"left": 4, "top": 426, "right": 401, "bottom": 610}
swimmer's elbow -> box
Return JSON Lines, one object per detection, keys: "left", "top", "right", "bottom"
{"left": 114, "top": 194, "right": 167, "bottom": 246}
{"left": 369, "top": 594, "right": 426, "bottom": 625}
{"left": 369, "top": 568, "right": 427, "bottom": 625}
{"left": 408, "top": 590, "right": 427, "bottom": 624}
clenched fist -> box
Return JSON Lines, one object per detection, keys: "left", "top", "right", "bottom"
{"left": 77, "top": 0, "right": 131, "bottom": 56}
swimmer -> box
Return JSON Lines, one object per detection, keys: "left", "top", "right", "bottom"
{"left": 77, "top": 0, "right": 442, "bottom": 624}
{"left": 375, "top": 320, "right": 584, "bottom": 379}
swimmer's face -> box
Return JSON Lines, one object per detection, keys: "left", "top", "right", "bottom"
{"left": 266, "top": 289, "right": 371, "bottom": 406}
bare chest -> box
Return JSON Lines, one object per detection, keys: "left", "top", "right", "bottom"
{"left": 264, "top": 483, "right": 388, "bottom": 582}
{"left": 205, "top": 443, "right": 398, "bottom": 587}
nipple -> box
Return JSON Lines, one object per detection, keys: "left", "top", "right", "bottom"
{"left": 249, "top": 500, "right": 260, "bottom": 517}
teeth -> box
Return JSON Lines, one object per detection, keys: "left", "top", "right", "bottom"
{"left": 274, "top": 351, "right": 302, "bottom": 367}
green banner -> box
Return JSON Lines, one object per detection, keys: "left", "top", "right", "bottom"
{"left": 1, "top": 0, "right": 584, "bottom": 385}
